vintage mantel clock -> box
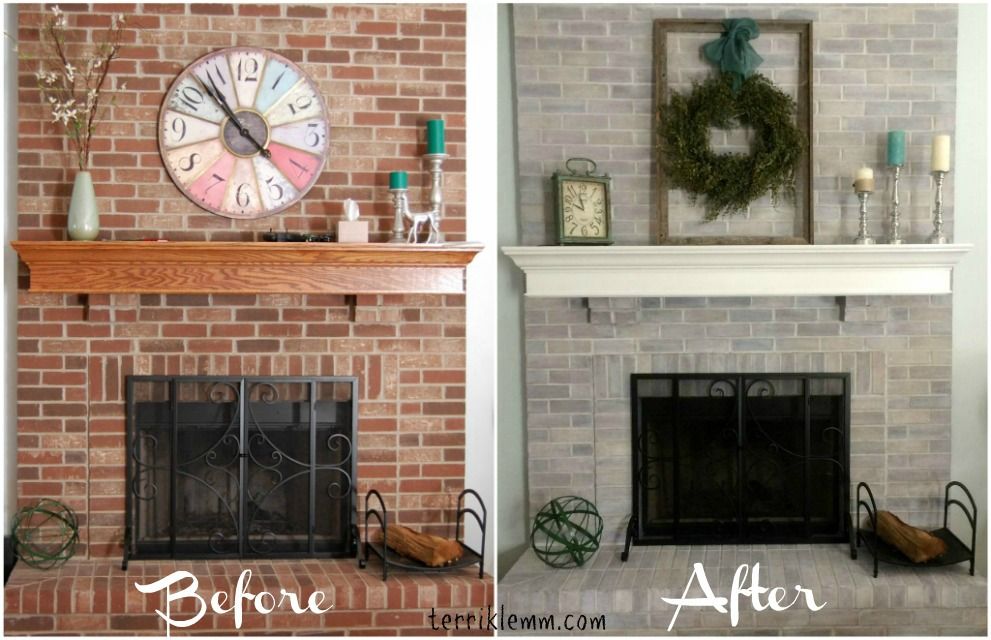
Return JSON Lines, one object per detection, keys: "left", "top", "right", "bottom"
{"left": 158, "top": 47, "right": 330, "bottom": 219}
{"left": 552, "top": 157, "right": 613, "bottom": 245}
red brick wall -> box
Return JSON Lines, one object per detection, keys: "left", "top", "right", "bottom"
{"left": 15, "top": 3, "right": 468, "bottom": 558}
{"left": 16, "top": 3, "right": 466, "bottom": 240}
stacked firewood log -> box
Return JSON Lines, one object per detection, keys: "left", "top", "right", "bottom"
{"left": 872, "top": 510, "right": 947, "bottom": 563}
{"left": 375, "top": 524, "right": 463, "bottom": 567}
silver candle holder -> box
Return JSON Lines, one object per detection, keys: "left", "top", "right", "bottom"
{"left": 887, "top": 165, "right": 903, "bottom": 245}
{"left": 389, "top": 153, "right": 449, "bottom": 244}
{"left": 853, "top": 180, "right": 875, "bottom": 245}
{"left": 928, "top": 170, "right": 948, "bottom": 244}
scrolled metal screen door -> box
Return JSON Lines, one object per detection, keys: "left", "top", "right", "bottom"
{"left": 125, "top": 376, "right": 357, "bottom": 563}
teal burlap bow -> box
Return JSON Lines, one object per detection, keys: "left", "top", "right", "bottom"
{"left": 702, "top": 18, "right": 764, "bottom": 91}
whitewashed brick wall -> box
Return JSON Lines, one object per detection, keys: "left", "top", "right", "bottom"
{"left": 525, "top": 295, "right": 953, "bottom": 543}
{"left": 513, "top": 3, "right": 958, "bottom": 244}
{"left": 512, "top": 4, "right": 959, "bottom": 544}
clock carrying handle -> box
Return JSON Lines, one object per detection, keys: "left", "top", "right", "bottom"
{"left": 565, "top": 157, "right": 597, "bottom": 177}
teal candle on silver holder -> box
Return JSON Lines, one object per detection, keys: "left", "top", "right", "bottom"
{"left": 426, "top": 119, "right": 445, "bottom": 154}
{"left": 389, "top": 170, "right": 408, "bottom": 190}
{"left": 886, "top": 130, "right": 906, "bottom": 167}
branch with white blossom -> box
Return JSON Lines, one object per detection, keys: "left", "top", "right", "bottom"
{"left": 31, "top": 6, "right": 128, "bottom": 171}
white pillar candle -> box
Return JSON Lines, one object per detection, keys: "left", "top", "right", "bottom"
{"left": 931, "top": 135, "right": 951, "bottom": 172}
{"left": 853, "top": 166, "right": 875, "bottom": 192}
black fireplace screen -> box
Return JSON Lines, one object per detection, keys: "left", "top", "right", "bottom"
{"left": 625, "top": 374, "right": 849, "bottom": 553}
{"left": 124, "top": 376, "right": 357, "bottom": 567}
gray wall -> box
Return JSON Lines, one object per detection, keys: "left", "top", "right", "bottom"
{"left": 949, "top": 2, "right": 987, "bottom": 576}
{"left": 497, "top": 3, "right": 529, "bottom": 579}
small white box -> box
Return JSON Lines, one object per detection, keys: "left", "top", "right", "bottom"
{"left": 337, "top": 220, "right": 369, "bottom": 243}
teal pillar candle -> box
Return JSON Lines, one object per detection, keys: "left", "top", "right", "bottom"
{"left": 389, "top": 170, "right": 408, "bottom": 189}
{"left": 426, "top": 119, "right": 445, "bottom": 154}
{"left": 887, "top": 130, "right": 906, "bottom": 167}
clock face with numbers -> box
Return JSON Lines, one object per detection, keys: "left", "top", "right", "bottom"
{"left": 158, "top": 47, "right": 329, "bottom": 219}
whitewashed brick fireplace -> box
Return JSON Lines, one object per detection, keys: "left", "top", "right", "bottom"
{"left": 512, "top": 290, "right": 957, "bottom": 543}
{"left": 500, "top": 3, "right": 985, "bottom": 635}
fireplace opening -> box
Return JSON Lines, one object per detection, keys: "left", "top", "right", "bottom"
{"left": 623, "top": 373, "right": 849, "bottom": 558}
{"left": 124, "top": 376, "right": 357, "bottom": 568}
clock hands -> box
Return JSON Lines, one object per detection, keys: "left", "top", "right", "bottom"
{"left": 198, "top": 73, "right": 271, "bottom": 160}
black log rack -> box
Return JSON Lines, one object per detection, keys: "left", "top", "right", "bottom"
{"left": 359, "top": 488, "right": 487, "bottom": 581}
{"left": 851, "top": 480, "right": 977, "bottom": 578}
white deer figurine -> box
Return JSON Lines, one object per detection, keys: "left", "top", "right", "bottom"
{"left": 404, "top": 209, "right": 439, "bottom": 244}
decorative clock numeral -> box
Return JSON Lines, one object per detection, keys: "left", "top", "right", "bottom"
{"left": 194, "top": 55, "right": 237, "bottom": 108}
{"left": 172, "top": 117, "right": 186, "bottom": 141}
{"left": 265, "top": 80, "right": 320, "bottom": 127}
{"left": 188, "top": 153, "right": 236, "bottom": 210}
{"left": 255, "top": 62, "right": 300, "bottom": 113}
{"left": 161, "top": 110, "right": 219, "bottom": 149}
{"left": 270, "top": 119, "right": 328, "bottom": 154}
{"left": 179, "top": 153, "right": 201, "bottom": 172}
{"left": 267, "top": 142, "right": 321, "bottom": 189}
{"left": 288, "top": 95, "right": 311, "bottom": 116}
{"left": 252, "top": 155, "right": 299, "bottom": 210}
{"left": 236, "top": 184, "right": 252, "bottom": 206}
{"left": 237, "top": 57, "right": 260, "bottom": 82}
{"left": 180, "top": 86, "right": 204, "bottom": 111}
{"left": 168, "top": 77, "right": 225, "bottom": 123}
{"left": 204, "top": 173, "right": 226, "bottom": 194}
{"left": 221, "top": 158, "right": 262, "bottom": 217}
{"left": 230, "top": 50, "right": 266, "bottom": 108}
{"left": 166, "top": 139, "right": 224, "bottom": 184}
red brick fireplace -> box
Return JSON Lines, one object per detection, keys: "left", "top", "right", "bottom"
{"left": 5, "top": 3, "right": 491, "bottom": 635}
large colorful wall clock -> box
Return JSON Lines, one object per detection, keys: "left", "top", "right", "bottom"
{"left": 158, "top": 47, "right": 330, "bottom": 219}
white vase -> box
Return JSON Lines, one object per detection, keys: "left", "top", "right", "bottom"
{"left": 67, "top": 171, "right": 99, "bottom": 241}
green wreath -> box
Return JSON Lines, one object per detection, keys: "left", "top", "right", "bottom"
{"left": 659, "top": 72, "right": 805, "bottom": 220}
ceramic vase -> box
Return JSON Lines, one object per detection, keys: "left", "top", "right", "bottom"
{"left": 67, "top": 171, "right": 99, "bottom": 241}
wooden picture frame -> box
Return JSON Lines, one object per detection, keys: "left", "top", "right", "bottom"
{"left": 654, "top": 19, "right": 814, "bottom": 245}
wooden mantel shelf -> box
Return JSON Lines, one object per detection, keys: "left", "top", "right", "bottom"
{"left": 13, "top": 241, "right": 483, "bottom": 295}
{"left": 503, "top": 244, "right": 972, "bottom": 298}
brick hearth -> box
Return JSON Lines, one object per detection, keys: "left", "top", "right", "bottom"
{"left": 5, "top": 559, "right": 493, "bottom": 635}
{"left": 500, "top": 544, "right": 985, "bottom": 635}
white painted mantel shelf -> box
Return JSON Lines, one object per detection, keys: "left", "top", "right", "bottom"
{"left": 502, "top": 244, "right": 972, "bottom": 298}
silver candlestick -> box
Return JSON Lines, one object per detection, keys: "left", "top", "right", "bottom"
{"left": 424, "top": 153, "right": 448, "bottom": 243}
{"left": 854, "top": 188, "right": 875, "bottom": 245}
{"left": 928, "top": 170, "right": 948, "bottom": 244}
{"left": 389, "top": 188, "right": 410, "bottom": 242}
{"left": 887, "top": 165, "right": 903, "bottom": 245}
{"left": 388, "top": 153, "right": 449, "bottom": 244}
{"left": 389, "top": 188, "right": 407, "bottom": 243}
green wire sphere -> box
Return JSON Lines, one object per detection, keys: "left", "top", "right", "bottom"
{"left": 11, "top": 499, "right": 79, "bottom": 569}
{"left": 530, "top": 496, "right": 603, "bottom": 568}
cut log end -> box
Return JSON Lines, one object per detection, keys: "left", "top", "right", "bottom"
{"left": 868, "top": 510, "right": 948, "bottom": 563}
{"left": 375, "top": 524, "right": 464, "bottom": 567}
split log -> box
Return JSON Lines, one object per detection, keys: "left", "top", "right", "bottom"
{"left": 376, "top": 524, "right": 463, "bottom": 567}
{"left": 872, "top": 510, "right": 947, "bottom": 563}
